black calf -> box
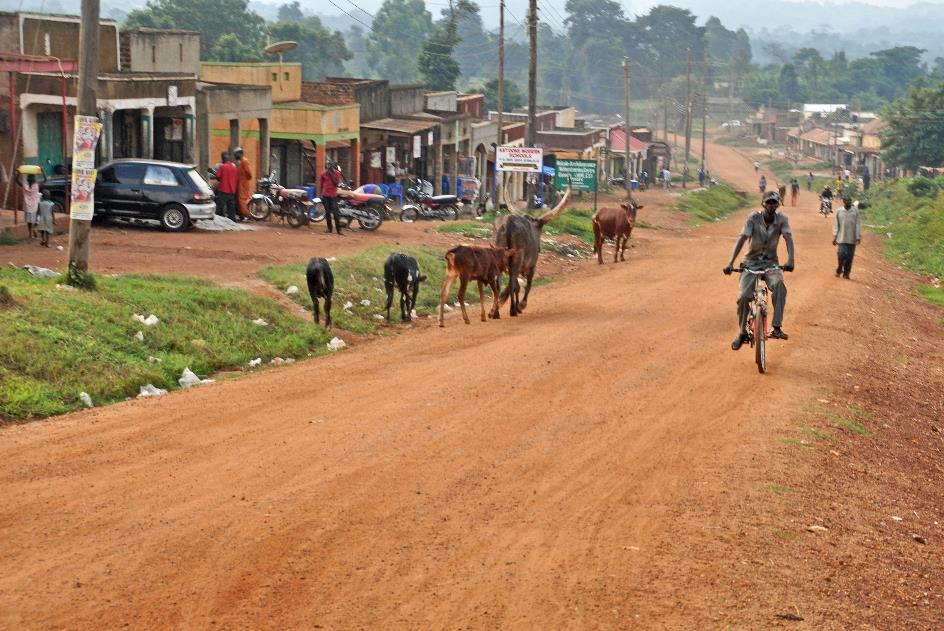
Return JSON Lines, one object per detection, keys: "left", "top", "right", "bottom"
{"left": 305, "top": 257, "right": 334, "bottom": 328}
{"left": 384, "top": 253, "right": 427, "bottom": 322}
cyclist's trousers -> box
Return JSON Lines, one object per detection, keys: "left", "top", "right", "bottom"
{"left": 738, "top": 268, "right": 786, "bottom": 330}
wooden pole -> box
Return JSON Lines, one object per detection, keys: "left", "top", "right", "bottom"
{"left": 526, "top": 0, "right": 537, "bottom": 208}
{"left": 67, "top": 0, "right": 100, "bottom": 284}
{"left": 682, "top": 49, "right": 692, "bottom": 189}
{"left": 494, "top": 0, "right": 504, "bottom": 208}
{"left": 623, "top": 56, "right": 631, "bottom": 195}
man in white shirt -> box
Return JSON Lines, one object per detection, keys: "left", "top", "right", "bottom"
{"left": 833, "top": 196, "right": 863, "bottom": 279}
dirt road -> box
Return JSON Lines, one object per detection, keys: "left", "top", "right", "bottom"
{"left": 1, "top": 141, "right": 941, "bottom": 629}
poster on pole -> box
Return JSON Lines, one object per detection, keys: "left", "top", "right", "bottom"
{"left": 70, "top": 115, "right": 103, "bottom": 221}
{"left": 496, "top": 146, "right": 543, "bottom": 173}
{"left": 554, "top": 159, "right": 598, "bottom": 192}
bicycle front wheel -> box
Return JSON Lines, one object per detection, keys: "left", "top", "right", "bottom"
{"left": 754, "top": 306, "right": 767, "bottom": 374}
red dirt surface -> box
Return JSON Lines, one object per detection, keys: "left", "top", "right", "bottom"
{"left": 0, "top": 140, "right": 941, "bottom": 629}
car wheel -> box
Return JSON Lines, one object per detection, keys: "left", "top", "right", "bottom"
{"left": 160, "top": 204, "right": 189, "bottom": 232}
{"left": 51, "top": 199, "right": 65, "bottom": 214}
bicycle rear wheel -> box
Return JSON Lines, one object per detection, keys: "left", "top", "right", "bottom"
{"left": 754, "top": 306, "right": 767, "bottom": 374}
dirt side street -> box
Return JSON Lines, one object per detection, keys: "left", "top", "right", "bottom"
{"left": 0, "top": 141, "right": 941, "bottom": 629}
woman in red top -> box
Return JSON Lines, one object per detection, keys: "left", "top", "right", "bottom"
{"left": 319, "top": 162, "right": 344, "bottom": 235}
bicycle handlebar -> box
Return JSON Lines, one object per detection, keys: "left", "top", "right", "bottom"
{"left": 724, "top": 265, "right": 791, "bottom": 275}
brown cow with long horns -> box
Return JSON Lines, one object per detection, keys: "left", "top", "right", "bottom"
{"left": 495, "top": 182, "right": 572, "bottom": 317}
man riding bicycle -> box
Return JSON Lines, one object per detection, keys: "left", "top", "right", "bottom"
{"left": 723, "top": 191, "right": 796, "bottom": 350}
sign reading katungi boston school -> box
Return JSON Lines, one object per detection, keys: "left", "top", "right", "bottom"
{"left": 496, "top": 146, "right": 543, "bottom": 173}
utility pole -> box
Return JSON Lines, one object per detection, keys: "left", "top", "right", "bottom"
{"left": 67, "top": 0, "right": 100, "bottom": 284}
{"left": 494, "top": 0, "right": 504, "bottom": 208}
{"left": 662, "top": 99, "right": 669, "bottom": 144}
{"left": 700, "top": 53, "right": 709, "bottom": 176}
{"left": 682, "top": 48, "right": 692, "bottom": 188}
{"left": 623, "top": 56, "right": 631, "bottom": 195}
{"left": 526, "top": 0, "right": 537, "bottom": 208}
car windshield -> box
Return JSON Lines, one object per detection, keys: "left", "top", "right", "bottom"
{"left": 187, "top": 168, "right": 212, "bottom": 195}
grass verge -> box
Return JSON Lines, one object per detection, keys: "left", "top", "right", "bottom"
{"left": 674, "top": 184, "right": 750, "bottom": 222}
{"left": 260, "top": 245, "right": 482, "bottom": 334}
{"left": 0, "top": 269, "right": 330, "bottom": 421}
{"left": 862, "top": 181, "right": 944, "bottom": 315}
{"left": 0, "top": 234, "right": 18, "bottom": 246}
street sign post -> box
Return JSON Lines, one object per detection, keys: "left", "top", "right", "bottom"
{"left": 496, "top": 146, "right": 543, "bottom": 173}
{"left": 555, "top": 158, "right": 599, "bottom": 212}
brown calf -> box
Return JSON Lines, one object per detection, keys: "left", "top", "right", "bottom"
{"left": 439, "top": 245, "right": 515, "bottom": 327}
{"left": 592, "top": 201, "right": 643, "bottom": 264}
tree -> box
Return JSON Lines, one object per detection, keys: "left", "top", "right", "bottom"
{"left": 418, "top": 1, "right": 478, "bottom": 90}
{"left": 452, "top": 1, "right": 494, "bottom": 84}
{"left": 367, "top": 0, "right": 434, "bottom": 84}
{"left": 882, "top": 81, "right": 944, "bottom": 170}
{"left": 126, "top": 0, "right": 266, "bottom": 60}
{"left": 778, "top": 64, "right": 803, "bottom": 103}
{"left": 277, "top": 1, "right": 304, "bottom": 22}
{"left": 478, "top": 77, "right": 525, "bottom": 112}
{"left": 564, "top": 0, "right": 625, "bottom": 47}
{"left": 269, "top": 17, "right": 352, "bottom": 81}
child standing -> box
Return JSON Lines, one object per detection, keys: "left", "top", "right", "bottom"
{"left": 16, "top": 172, "right": 40, "bottom": 239}
{"left": 36, "top": 190, "right": 55, "bottom": 248}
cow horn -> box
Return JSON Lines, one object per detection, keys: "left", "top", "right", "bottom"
{"left": 537, "top": 185, "right": 572, "bottom": 227}
{"left": 500, "top": 176, "right": 523, "bottom": 214}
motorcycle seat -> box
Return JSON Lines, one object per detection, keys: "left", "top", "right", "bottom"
{"left": 430, "top": 195, "right": 457, "bottom": 204}
{"left": 278, "top": 188, "right": 309, "bottom": 200}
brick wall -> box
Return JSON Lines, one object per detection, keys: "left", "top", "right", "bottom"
{"left": 302, "top": 82, "right": 355, "bottom": 105}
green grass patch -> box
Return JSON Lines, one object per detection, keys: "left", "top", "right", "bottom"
{"left": 781, "top": 437, "right": 817, "bottom": 451}
{"left": 0, "top": 234, "right": 18, "bottom": 246}
{"left": 862, "top": 180, "right": 944, "bottom": 283}
{"left": 259, "top": 245, "right": 481, "bottom": 333}
{"left": 771, "top": 528, "right": 799, "bottom": 540}
{"left": 674, "top": 184, "right": 749, "bottom": 222}
{"left": 919, "top": 286, "right": 944, "bottom": 314}
{"left": 437, "top": 221, "right": 493, "bottom": 240}
{"left": 541, "top": 206, "right": 595, "bottom": 243}
{"left": 802, "top": 425, "right": 832, "bottom": 441}
{"left": 764, "top": 482, "right": 795, "bottom": 495}
{"left": 0, "top": 269, "right": 329, "bottom": 421}
{"left": 812, "top": 403, "right": 872, "bottom": 437}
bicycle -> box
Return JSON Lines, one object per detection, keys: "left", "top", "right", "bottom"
{"left": 729, "top": 266, "right": 783, "bottom": 374}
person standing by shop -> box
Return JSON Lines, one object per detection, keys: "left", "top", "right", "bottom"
{"left": 216, "top": 152, "right": 239, "bottom": 221}
{"left": 234, "top": 147, "right": 253, "bottom": 222}
{"left": 36, "top": 190, "right": 56, "bottom": 247}
{"left": 319, "top": 162, "right": 344, "bottom": 235}
{"left": 15, "top": 172, "right": 40, "bottom": 239}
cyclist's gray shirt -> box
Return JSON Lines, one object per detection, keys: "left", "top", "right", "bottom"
{"left": 740, "top": 211, "right": 792, "bottom": 267}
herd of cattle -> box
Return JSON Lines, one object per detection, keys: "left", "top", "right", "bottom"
{"left": 304, "top": 186, "right": 643, "bottom": 329}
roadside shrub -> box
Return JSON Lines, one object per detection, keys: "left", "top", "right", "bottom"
{"left": 906, "top": 176, "right": 939, "bottom": 198}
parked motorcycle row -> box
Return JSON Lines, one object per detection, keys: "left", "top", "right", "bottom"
{"left": 211, "top": 169, "right": 481, "bottom": 232}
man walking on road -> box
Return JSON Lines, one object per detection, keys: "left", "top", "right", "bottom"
{"left": 234, "top": 147, "right": 253, "bottom": 222}
{"left": 759, "top": 175, "right": 767, "bottom": 194}
{"left": 790, "top": 177, "right": 800, "bottom": 206}
{"left": 833, "top": 196, "right": 862, "bottom": 279}
{"left": 806, "top": 171, "right": 814, "bottom": 191}
{"left": 723, "top": 191, "right": 796, "bottom": 350}
{"left": 319, "top": 162, "right": 344, "bottom": 235}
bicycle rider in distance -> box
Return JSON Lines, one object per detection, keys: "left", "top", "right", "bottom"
{"left": 723, "top": 190, "right": 796, "bottom": 350}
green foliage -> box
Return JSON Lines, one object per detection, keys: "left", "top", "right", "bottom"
{"left": 0, "top": 271, "right": 328, "bottom": 420}
{"left": 540, "top": 207, "right": 596, "bottom": 243}
{"left": 477, "top": 78, "right": 526, "bottom": 113}
{"left": 125, "top": 0, "right": 267, "bottom": 61}
{"left": 862, "top": 180, "right": 944, "bottom": 281}
{"left": 259, "top": 246, "right": 471, "bottom": 333}
{"left": 419, "top": 21, "right": 461, "bottom": 90}
{"left": 367, "top": 0, "right": 434, "bottom": 84}
{"left": 674, "top": 184, "right": 749, "bottom": 222}
{"left": 269, "top": 7, "right": 352, "bottom": 82}
{"left": 906, "top": 176, "right": 940, "bottom": 198}
{"left": 0, "top": 234, "right": 18, "bottom": 246}
{"left": 883, "top": 81, "right": 944, "bottom": 170}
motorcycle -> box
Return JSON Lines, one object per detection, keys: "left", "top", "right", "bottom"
{"left": 400, "top": 178, "right": 461, "bottom": 222}
{"left": 248, "top": 172, "right": 312, "bottom": 228}
{"left": 820, "top": 197, "right": 833, "bottom": 217}
{"left": 334, "top": 183, "right": 393, "bottom": 220}
{"left": 335, "top": 184, "right": 384, "bottom": 231}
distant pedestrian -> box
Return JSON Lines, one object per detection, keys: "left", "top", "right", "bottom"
{"left": 215, "top": 152, "right": 239, "bottom": 221}
{"left": 36, "top": 190, "right": 55, "bottom": 247}
{"left": 319, "top": 161, "right": 344, "bottom": 235}
{"left": 790, "top": 177, "right": 800, "bottom": 206}
{"left": 862, "top": 165, "right": 871, "bottom": 191}
{"left": 753, "top": 160, "right": 760, "bottom": 173}
{"left": 234, "top": 147, "right": 253, "bottom": 222}
{"left": 641, "top": 170, "right": 649, "bottom": 189}
{"left": 759, "top": 175, "right": 767, "bottom": 194}
{"left": 662, "top": 167, "right": 671, "bottom": 189}
{"left": 832, "top": 196, "right": 862, "bottom": 279}
{"left": 15, "top": 172, "right": 40, "bottom": 239}
{"left": 806, "top": 171, "right": 814, "bottom": 191}
{"left": 698, "top": 167, "right": 706, "bottom": 187}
